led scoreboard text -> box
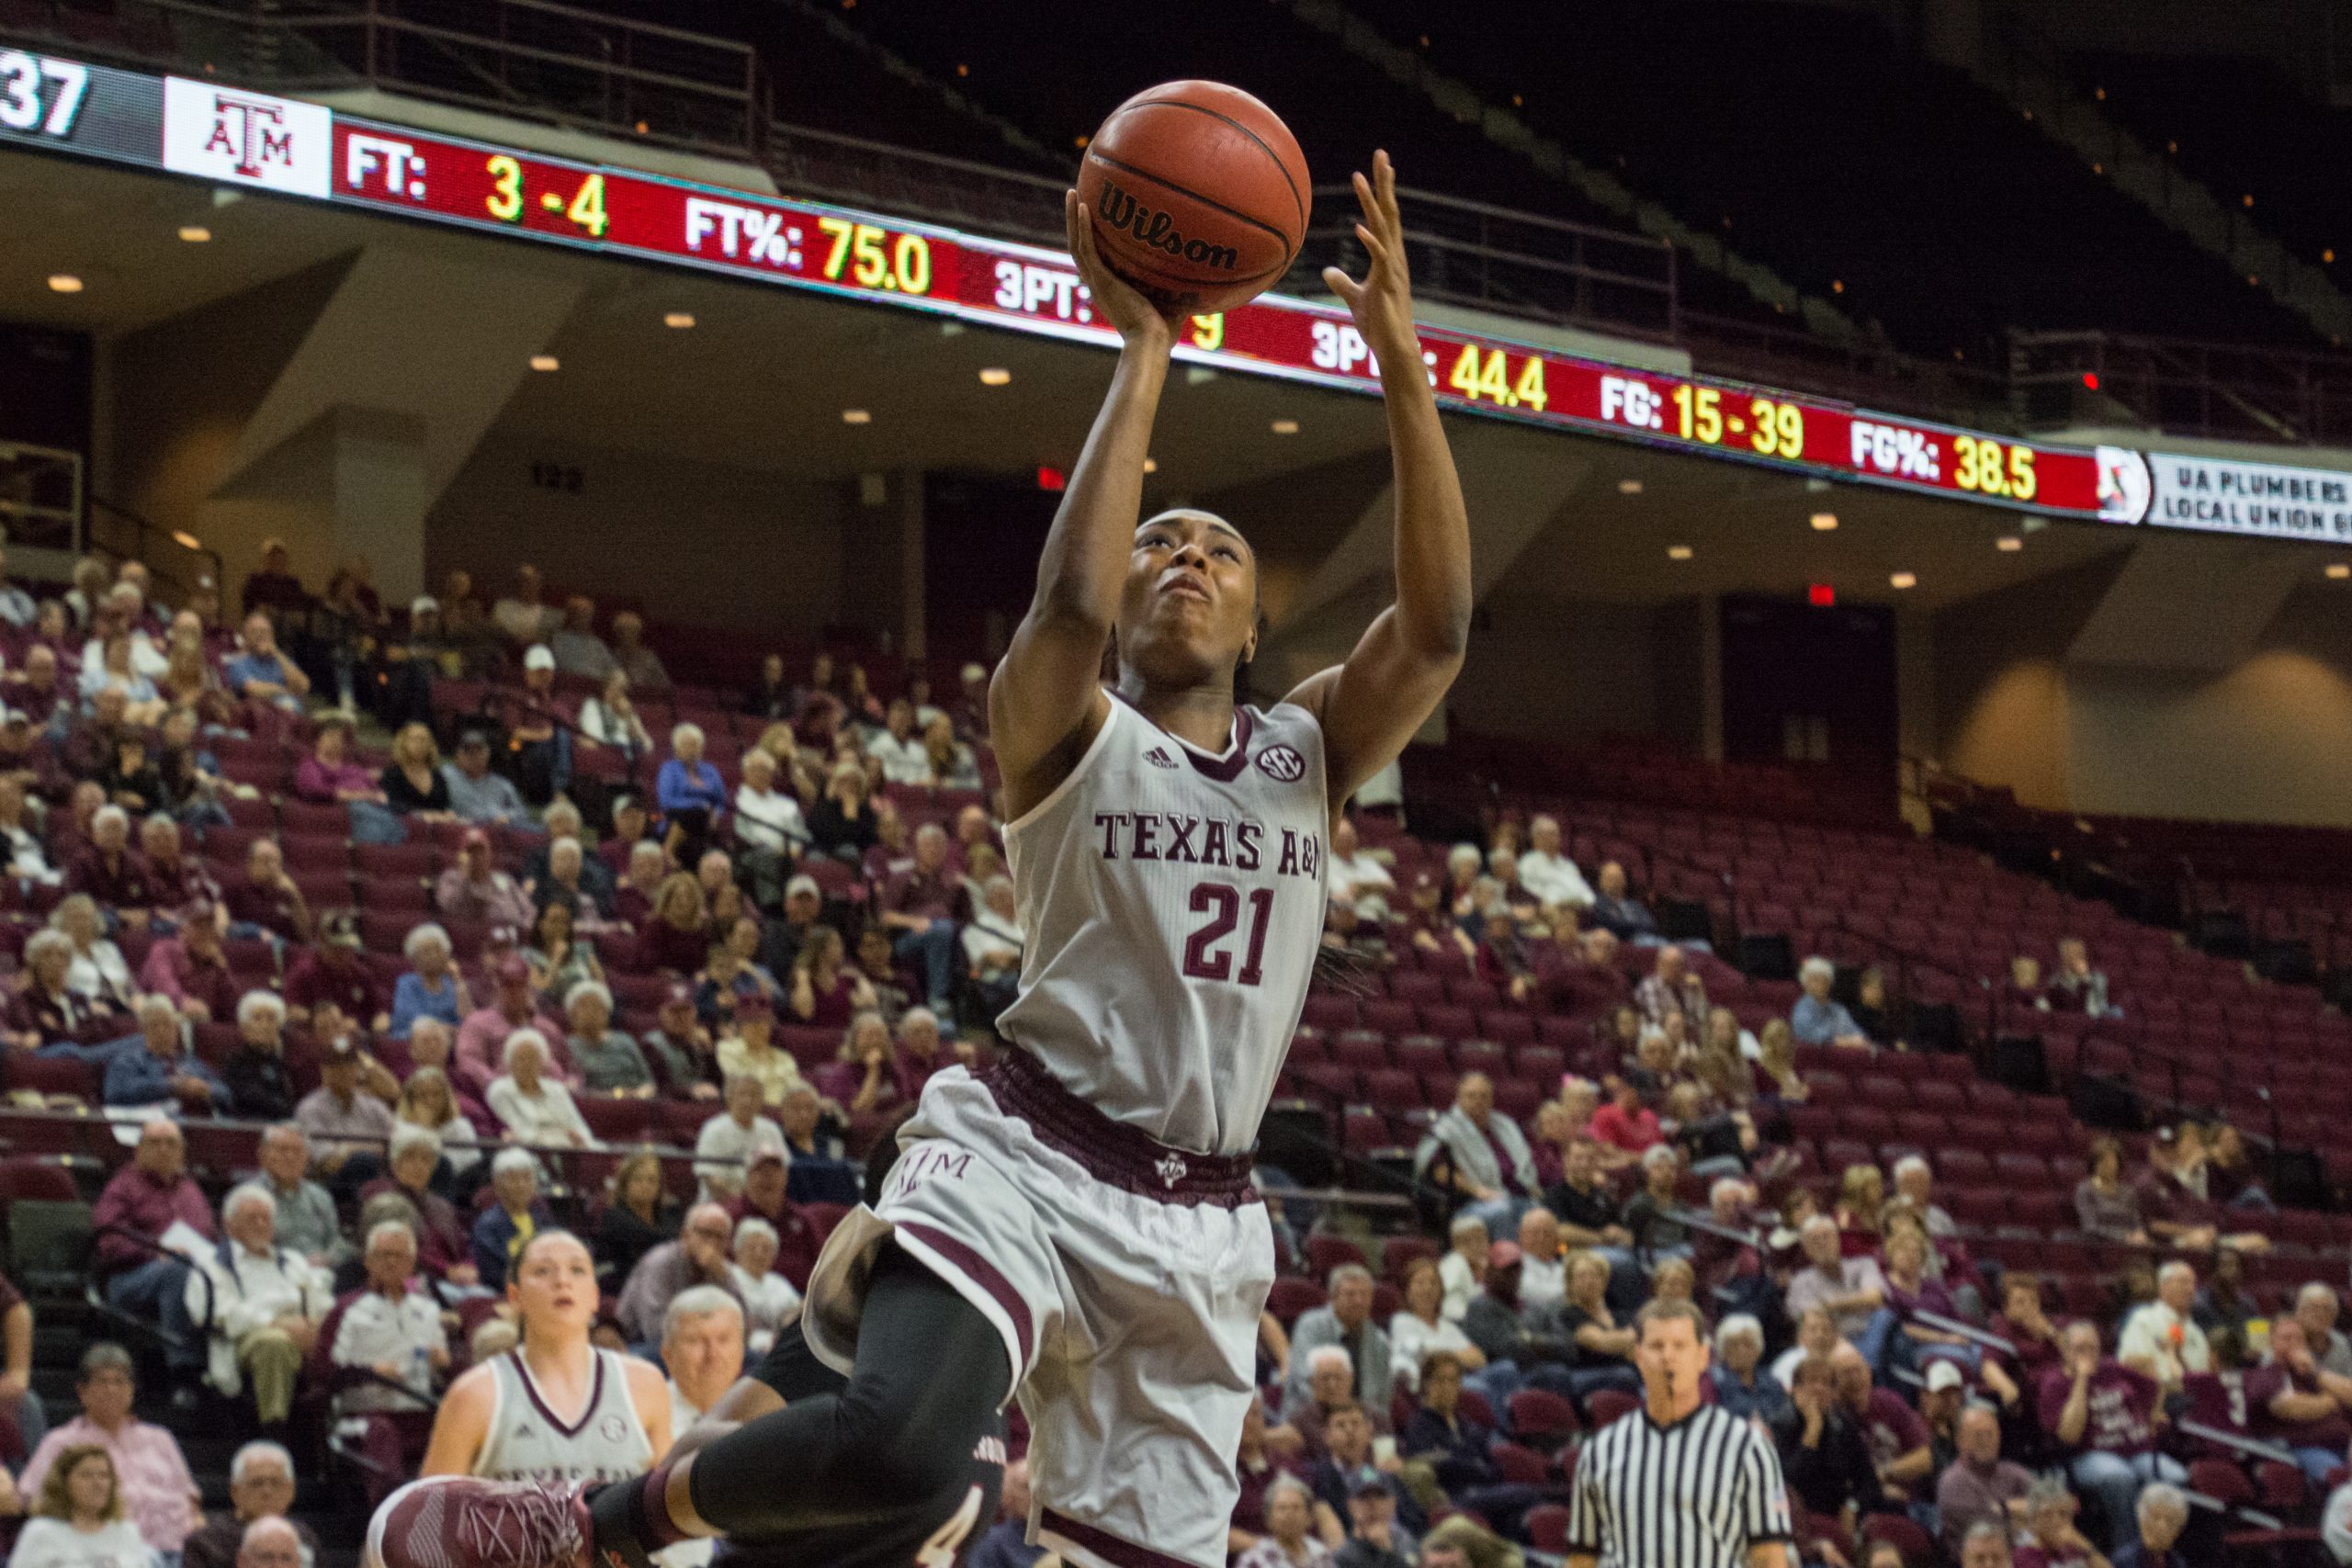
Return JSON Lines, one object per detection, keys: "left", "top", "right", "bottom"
{"left": 0, "top": 53, "right": 2155, "bottom": 524}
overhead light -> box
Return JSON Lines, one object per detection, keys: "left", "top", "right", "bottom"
{"left": 1142, "top": 457, "right": 1159, "bottom": 474}
{"left": 171, "top": 530, "right": 203, "bottom": 550}
{"left": 842, "top": 409, "right": 872, "bottom": 424}
{"left": 528, "top": 354, "right": 560, "bottom": 372}
{"left": 1617, "top": 479, "right": 1644, "bottom": 495}
{"left": 1890, "top": 571, "right": 1917, "bottom": 590}
{"left": 662, "top": 311, "right": 695, "bottom": 329}
{"left": 46, "top": 274, "right": 82, "bottom": 294}
{"left": 1271, "top": 418, "right": 1299, "bottom": 434}
{"left": 2329, "top": 563, "right": 2351, "bottom": 581}
{"left": 1810, "top": 513, "right": 1838, "bottom": 531}
{"left": 1996, "top": 536, "right": 2023, "bottom": 552}
{"left": 177, "top": 225, "right": 211, "bottom": 243}
{"left": 978, "top": 367, "right": 1012, "bottom": 386}
{"left": 1666, "top": 545, "right": 1693, "bottom": 561}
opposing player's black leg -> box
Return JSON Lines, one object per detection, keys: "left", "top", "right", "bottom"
{"left": 592, "top": 1245, "right": 1012, "bottom": 1563}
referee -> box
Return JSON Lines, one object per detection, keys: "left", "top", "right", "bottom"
{"left": 1566, "top": 1299, "right": 1793, "bottom": 1568}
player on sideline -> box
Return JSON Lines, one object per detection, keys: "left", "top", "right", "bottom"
{"left": 365, "top": 148, "right": 1471, "bottom": 1568}
{"left": 418, "top": 1229, "right": 673, "bottom": 1483}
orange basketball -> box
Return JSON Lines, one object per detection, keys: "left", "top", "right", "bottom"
{"left": 1076, "top": 81, "right": 1311, "bottom": 318}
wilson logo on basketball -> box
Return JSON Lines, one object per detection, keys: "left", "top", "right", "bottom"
{"left": 1094, "top": 179, "right": 1241, "bottom": 273}
{"left": 1254, "top": 744, "right": 1306, "bottom": 782}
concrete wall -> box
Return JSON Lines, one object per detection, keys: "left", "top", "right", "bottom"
{"left": 424, "top": 426, "right": 853, "bottom": 637}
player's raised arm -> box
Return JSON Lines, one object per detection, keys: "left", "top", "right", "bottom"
{"left": 1285, "top": 152, "right": 1473, "bottom": 808}
{"left": 989, "top": 193, "right": 1178, "bottom": 817}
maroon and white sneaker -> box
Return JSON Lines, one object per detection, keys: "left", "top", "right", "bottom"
{"left": 364, "top": 1476, "right": 594, "bottom": 1568}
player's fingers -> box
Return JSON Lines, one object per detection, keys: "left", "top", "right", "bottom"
{"left": 1352, "top": 169, "right": 1379, "bottom": 226}
{"left": 1376, "top": 152, "right": 1403, "bottom": 231}
{"left": 1321, "top": 265, "right": 1362, "bottom": 303}
{"left": 1355, "top": 224, "right": 1393, "bottom": 274}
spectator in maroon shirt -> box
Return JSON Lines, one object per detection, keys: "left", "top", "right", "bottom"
{"left": 293, "top": 716, "right": 386, "bottom": 807}
{"left": 222, "top": 839, "right": 311, "bottom": 943}
{"left": 60, "top": 684, "right": 138, "bottom": 784}
{"left": 93, "top": 1117, "right": 210, "bottom": 1371}
{"left": 284, "top": 912, "right": 389, "bottom": 1032}
{"left": 67, "top": 805, "right": 152, "bottom": 926}
{"left": 878, "top": 823, "right": 959, "bottom": 1017}
{"left": 2038, "top": 1320, "right": 2185, "bottom": 1553}
{"left": 787, "top": 926, "right": 873, "bottom": 1031}
{"left": 454, "top": 953, "right": 574, "bottom": 1099}
{"left": 139, "top": 904, "right": 239, "bottom": 1023}
{"left": 139, "top": 815, "right": 220, "bottom": 928}
{"left": 724, "top": 1152, "right": 817, "bottom": 1290}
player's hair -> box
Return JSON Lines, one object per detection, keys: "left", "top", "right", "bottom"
{"left": 1634, "top": 1297, "right": 1707, "bottom": 1342}
{"left": 513, "top": 1226, "right": 590, "bottom": 1278}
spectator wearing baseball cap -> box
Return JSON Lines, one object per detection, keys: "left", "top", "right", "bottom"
{"left": 640, "top": 981, "right": 720, "bottom": 1100}
{"left": 434, "top": 829, "right": 534, "bottom": 930}
{"left": 714, "top": 992, "right": 804, "bottom": 1108}
{"left": 283, "top": 911, "right": 390, "bottom": 1033}
{"left": 760, "top": 874, "right": 828, "bottom": 977}
{"left": 499, "top": 647, "right": 571, "bottom": 807}
{"left": 295, "top": 1037, "right": 396, "bottom": 1176}
{"left": 454, "top": 953, "right": 573, "bottom": 1100}
{"left": 441, "top": 729, "right": 532, "bottom": 829}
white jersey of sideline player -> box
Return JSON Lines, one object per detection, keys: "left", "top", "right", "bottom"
{"left": 475, "top": 1348, "right": 656, "bottom": 1483}
{"left": 419, "top": 1230, "right": 671, "bottom": 1484}
{"left": 995, "top": 692, "right": 1329, "bottom": 1156}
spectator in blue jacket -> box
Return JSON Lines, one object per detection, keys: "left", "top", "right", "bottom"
{"left": 470, "top": 1147, "right": 554, "bottom": 1291}
{"left": 1791, "top": 955, "right": 1869, "bottom": 1048}
{"left": 104, "top": 993, "right": 232, "bottom": 1112}
{"left": 658, "top": 723, "right": 729, "bottom": 861}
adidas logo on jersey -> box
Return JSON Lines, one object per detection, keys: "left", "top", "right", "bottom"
{"left": 1144, "top": 746, "right": 1179, "bottom": 769}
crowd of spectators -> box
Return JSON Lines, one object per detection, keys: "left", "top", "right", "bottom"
{"left": 0, "top": 552, "right": 2346, "bottom": 1568}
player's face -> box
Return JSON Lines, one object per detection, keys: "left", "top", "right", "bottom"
{"left": 1117, "top": 511, "right": 1257, "bottom": 686}
{"left": 510, "top": 1235, "right": 596, "bottom": 1330}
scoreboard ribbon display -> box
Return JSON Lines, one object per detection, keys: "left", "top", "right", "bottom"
{"left": 0, "top": 48, "right": 2169, "bottom": 524}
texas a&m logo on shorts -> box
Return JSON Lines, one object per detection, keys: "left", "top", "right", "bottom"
{"left": 1254, "top": 744, "right": 1306, "bottom": 783}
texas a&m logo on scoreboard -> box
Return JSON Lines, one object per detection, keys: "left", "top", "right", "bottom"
{"left": 161, "top": 75, "right": 329, "bottom": 197}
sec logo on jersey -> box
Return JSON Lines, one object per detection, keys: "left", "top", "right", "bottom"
{"left": 1254, "top": 744, "right": 1306, "bottom": 783}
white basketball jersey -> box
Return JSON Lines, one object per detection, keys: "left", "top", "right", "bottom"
{"left": 998, "top": 693, "right": 1329, "bottom": 1156}
{"left": 473, "top": 1348, "right": 654, "bottom": 1483}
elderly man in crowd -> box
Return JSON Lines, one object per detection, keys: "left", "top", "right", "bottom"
{"left": 188, "top": 1185, "right": 333, "bottom": 1425}
{"left": 180, "top": 1442, "right": 320, "bottom": 1568}
{"left": 1514, "top": 816, "right": 1594, "bottom": 914}
{"left": 435, "top": 828, "right": 535, "bottom": 928}
{"left": 1587, "top": 861, "right": 1657, "bottom": 942}
{"left": 616, "top": 1201, "right": 743, "bottom": 1348}
{"left": 1285, "top": 1265, "right": 1392, "bottom": 1423}
{"left": 330, "top": 1219, "right": 449, "bottom": 1504}
{"left": 1785, "top": 1213, "right": 1893, "bottom": 1369}
{"left": 93, "top": 1118, "right": 212, "bottom": 1378}
{"left": 661, "top": 1284, "right": 747, "bottom": 1443}
{"left": 294, "top": 1039, "right": 395, "bottom": 1175}
{"left": 253, "top": 1123, "right": 342, "bottom": 1269}
{"left": 548, "top": 596, "right": 614, "bottom": 678}
{"left": 1634, "top": 944, "right": 1708, "bottom": 1031}
{"left": 2256, "top": 1316, "right": 2352, "bottom": 1483}
{"left": 1326, "top": 817, "right": 1396, "bottom": 919}
{"left": 139, "top": 903, "right": 238, "bottom": 1022}
{"left": 2298, "top": 1283, "right": 2352, "bottom": 1378}
{"left": 1829, "top": 1343, "right": 1934, "bottom": 1505}
{"left": 566, "top": 981, "right": 652, "bottom": 1095}
{"left": 235, "top": 1517, "right": 306, "bottom": 1568}
{"left": 1792, "top": 955, "right": 1869, "bottom": 1048}
{"left": 611, "top": 611, "right": 668, "bottom": 691}
{"left": 2112, "top": 1482, "right": 2190, "bottom": 1568}
{"left": 1936, "top": 1401, "right": 2033, "bottom": 1561}
{"left": 1413, "top": 1072, "right": 1540, "bottom": 1234}
{"left": 19, "top": 1344, "right": 201, "bottom": 1559}
{"left": 1276, "top": 1347, "right": 1377, "bottom": 1460}
{"left": 219, "top": 991, "right": 298, "bottom": 1122}
{"left": 223, "top": 839, "right": 311, "bottom": 944}
{"left": 2119, "top": 1260, "right": 2210, "bottom": 1394}
{"left": 694, "top": 1075, "right": 786, "bottom": 1201}
{"left": 441, "top": 730, "right": 533, "bottom": 829}
{"left": 223, "top": 614, "right": 309, "bottom": 709}
{"left": 104, "top": 993, "right": 233, "bottom": 1111}
{"left": 876, "top": 822, "right": 962, "bottom": 1019}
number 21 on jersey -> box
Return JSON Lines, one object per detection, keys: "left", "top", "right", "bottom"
{"left": 1182, "top": 881, "right": 1274, "bottom": 986}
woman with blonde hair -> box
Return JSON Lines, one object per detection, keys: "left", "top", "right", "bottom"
{"left": 379, "top": 722, "right": 454, "bottom": 818}
{"left": 639, "top": 871, "right": 709, "bottom": 976}
{"left": 51, "top": 896, "right": 133, "bottom": 1011}
{"left": 786, "top": 926, "right": 871, "bottom": 1030}
{"left": 396, "top": 1064, "right": 481, "bottom": 1175}
{"left": 1751, "top": 1017, "right": 1807, "bottom": 1104}
{"left": 919, "top": 715, "right": 981, "bottom": 791}
{"left": 1836, "top": 1163, "right": 1886, "bottom": 1251}
{"left": 13, "top": 1445, "right": 146, "bottom": 1568}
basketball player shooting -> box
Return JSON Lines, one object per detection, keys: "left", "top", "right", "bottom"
{"left": 365, "top": 148, "right": 1470, "bottom": 1568}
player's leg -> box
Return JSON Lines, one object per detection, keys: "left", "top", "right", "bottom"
{"left": 367, "top": 1247, "right": 1012, "bottom": 1568}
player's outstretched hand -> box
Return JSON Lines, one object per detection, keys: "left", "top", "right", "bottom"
{"left": 1067, "top": 189, "right": 1174, "bottom": 353}
{"left": 1322, "top": 150, "right": 1416, "bottom": 364}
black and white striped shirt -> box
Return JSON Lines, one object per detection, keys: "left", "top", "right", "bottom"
{"left": 1567, "top": 1403, "right": 1792, "bottom": 1568}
